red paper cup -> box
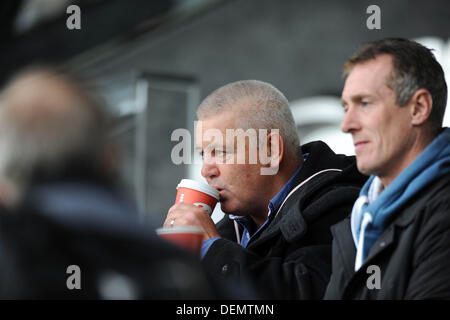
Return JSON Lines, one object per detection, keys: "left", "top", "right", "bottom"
{"left": 175, "top": 179, "right": 219, "bottom": 215}
{"left": 156, "top": 226, "right": 204, "bottom": 255}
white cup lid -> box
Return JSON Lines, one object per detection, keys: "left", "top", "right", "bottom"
{"left": 177, "top": 179, "right": 219, "bottom": 200}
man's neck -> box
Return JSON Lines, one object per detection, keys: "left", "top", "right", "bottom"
{"left": 380, "top": 130, "right": 436, "bottom": 187}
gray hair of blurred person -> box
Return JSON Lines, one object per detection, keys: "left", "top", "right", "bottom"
{"left": 0, "top": 67, "right": 112, "bottom": 206}
{"left": 196, "top": 80, "right": 301, "bottom": 159}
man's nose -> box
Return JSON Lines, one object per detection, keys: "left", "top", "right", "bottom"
{"left": 201, "top": 158, "right": 219, "bottom": 181}
{"left": 341, "top": 107, "right": 359, "bottom": 133}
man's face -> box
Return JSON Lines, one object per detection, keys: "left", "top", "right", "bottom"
{"left": 341, "top": 54, "right": 416, "bottom": 183}
{"left": 195, "top": 109, "right": 271, "bottom": 216}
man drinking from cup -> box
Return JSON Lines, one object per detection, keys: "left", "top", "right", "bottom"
{"left": 164, "top": 80, "right": 367, "bottom": 299}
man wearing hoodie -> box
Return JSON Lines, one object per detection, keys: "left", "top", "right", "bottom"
{"left": 164, "top": 80, "right": 367, "bottom": 299}
{"left": 325, "top": 38, "right": 450, "bottom": 299}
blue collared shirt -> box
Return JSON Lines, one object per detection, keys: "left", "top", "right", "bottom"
{"left": 201, "top": 154, "right": 308, "bottom": 258}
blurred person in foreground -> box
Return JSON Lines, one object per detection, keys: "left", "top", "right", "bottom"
{"left": 325, "top": 38, "right": 450, "bottom": 299}
{"left": 164, "top": 80, "right": 367, "bottom": 299}
{"left": 0, "top": 66, "right": 223, "bottom": 299}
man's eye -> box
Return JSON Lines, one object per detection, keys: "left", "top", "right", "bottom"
{"left": 361, "top": 100, "right": 370, "bottom": 106}
{"left": 215, "top": 149, "right": 225, "bottom": 156}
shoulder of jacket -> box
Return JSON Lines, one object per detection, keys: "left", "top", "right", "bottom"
{"left": 391, "top": 174, "right": 450, "bottom": 228}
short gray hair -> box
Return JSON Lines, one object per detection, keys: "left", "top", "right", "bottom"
{"left": 197, "top": 80, "right": 300, "bottom": 158}
{"left": 0, "top": 67, "right": 110, "bottom": 204}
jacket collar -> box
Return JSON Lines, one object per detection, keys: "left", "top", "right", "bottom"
{"left": 359, "top": 170, "right": 450, "bottom": 266}
{"left": 331, "top": 201, "right": 417, "bottom": 282}
{"left": 278, "top": 168, "right": 342, "bottom": 242}
{"left": 248, "top": 141, "right": 351, "bottom": 247}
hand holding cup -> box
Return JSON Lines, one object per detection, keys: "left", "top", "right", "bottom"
{"left": 159, "top": 179, "right": 220, "bottom": 255}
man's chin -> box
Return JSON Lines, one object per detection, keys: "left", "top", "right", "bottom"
{"left": 356, "top": 163, "right": 374, "bottom": 177}
{"left": 219, "top": 199, "right": 247, "bottom": 216}
{"left": 220, "top": 206, "right": 233, "bottom": 215}
{"left": 219, "top": 202, "right": 236, "bottom": 215}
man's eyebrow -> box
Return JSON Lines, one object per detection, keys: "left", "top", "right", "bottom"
{"left": 354, "top": 93, "right": 373, "bottom": 100}
{"left": 196, "top": 142, "right": 222, "bottom": 153}
{"left": 342, "top": 94, "right": 372, "bottom": 105}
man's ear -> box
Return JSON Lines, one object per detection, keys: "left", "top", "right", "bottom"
{"left": 260, "top": 130, "right": 283, "bottom": 175}
{"left": 269, "top": 130, "right": 283, "bottom": 165}
{"left": 409, "top": 89, "right": 433, "bottom": 126}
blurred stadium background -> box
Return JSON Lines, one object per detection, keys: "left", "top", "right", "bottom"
{"left": 1, "top": 0, "right": 449, "bottom": 224}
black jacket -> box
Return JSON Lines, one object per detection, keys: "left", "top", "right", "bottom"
{"left": 202, "top": 141, "right": 367, "bottom": 299}
{"left": 324, "top": 172, "right": 450, "bottom": 300}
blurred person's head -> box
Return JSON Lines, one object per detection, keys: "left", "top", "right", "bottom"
{"left": 0, "top": 66, "right": 116, "bottom": 207}
{"left": 341, "top": 38, "right": 447, "bottom": 186}
{"left": 195, "top": 80, "right": 301, "bottom": 225}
